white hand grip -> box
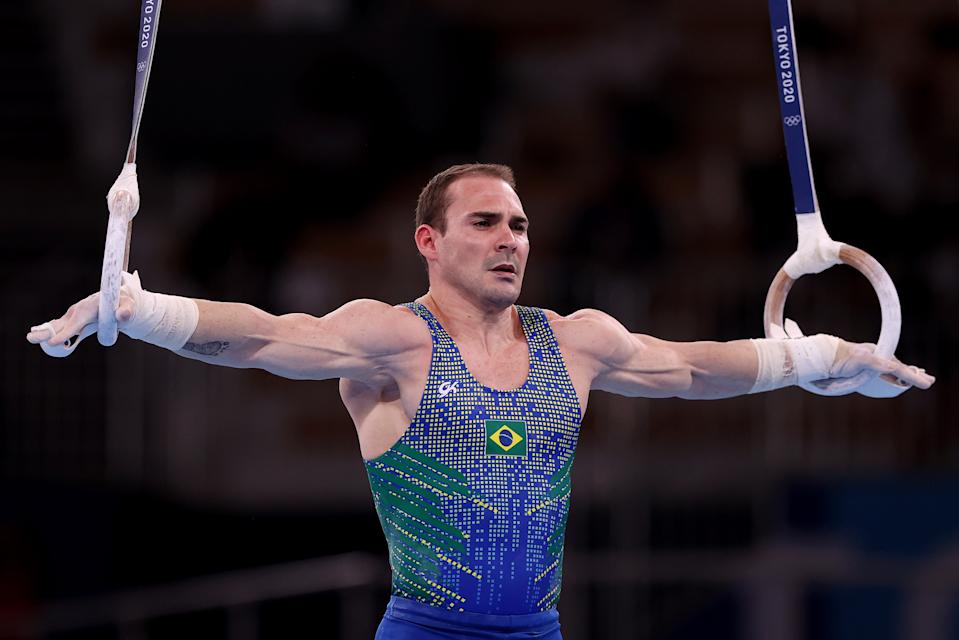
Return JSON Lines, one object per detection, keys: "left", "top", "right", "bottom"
{"left": 37, "top": 323, "right": 98, "bottom": 358}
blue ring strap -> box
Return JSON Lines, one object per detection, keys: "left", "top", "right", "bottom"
{"left": 127, "top": 0, "right": 163, "bottom": 163}
{"left": 767, "top": 0, "right": 818, "bottom": 215}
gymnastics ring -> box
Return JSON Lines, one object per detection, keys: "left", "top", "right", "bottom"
{"left": 36, "top": 171, "right": 137, "bottom": 357}
{"left": 98, "top": 179, "right": 138, "bottom": 346}
{"left": 765, "top": 0, "right": 909, "bottom": 397}
{"left": 763, "top": 243, "right": 904, "bottom": 396}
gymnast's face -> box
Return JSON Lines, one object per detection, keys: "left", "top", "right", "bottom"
{"left": 424, "top": 175, "right": 529, "bottom": 308}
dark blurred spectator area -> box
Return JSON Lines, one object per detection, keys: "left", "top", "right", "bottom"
{"left": 1, "top": 0, "right": 957, "bottom": 638}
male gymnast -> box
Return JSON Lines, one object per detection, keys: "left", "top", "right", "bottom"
{"left": 27, "top": 164, "right": 934, "bottom": 639}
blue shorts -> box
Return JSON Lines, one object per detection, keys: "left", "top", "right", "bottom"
{"left": 374, "top": 596, "right": 563, "bottom": 639}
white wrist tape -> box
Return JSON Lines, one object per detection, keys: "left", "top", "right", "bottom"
{"left": 749, "top": 334, "right": 840, "bottom": 393}
{"left": 120, "top": 271, "right": 199, "bottom": 351}
{"left": 749, "top": 338, "right": 793, "bottom": 393}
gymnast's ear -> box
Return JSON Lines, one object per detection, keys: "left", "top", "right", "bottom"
{"left": 414, "top": 224, "right": 442, "bottom": 262}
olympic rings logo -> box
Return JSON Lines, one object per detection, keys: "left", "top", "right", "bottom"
{"left": 137, "top": 61, "right": 148, "bottom": 73}
{"left": 784, "top": 115, "right": 802, "bottom": 127}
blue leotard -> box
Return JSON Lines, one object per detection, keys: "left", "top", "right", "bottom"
{"left": 365, "top": 302, "right": 583, "bottom": 624}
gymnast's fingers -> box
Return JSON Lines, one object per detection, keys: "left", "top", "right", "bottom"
{"left": 116, "top": 290, "right": 136, "bottom": 323}
{"left": 26, "top": 320, "right": 61, "bottom": 344}
{"left": 824, "top": 341, "right": 934, "bottom": 391}
{"left": 26, "top": 293, "right": 99, "bottom": 346}
{"left": 872, "top": 357, "right": 935, "bottom": 389}
{"left": 847, "top": 348, "right": 932, "bottom": 389}
{"left": 854, "top": 344, "right": 932, "bottom": 386}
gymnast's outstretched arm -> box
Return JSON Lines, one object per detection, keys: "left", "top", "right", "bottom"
{"left": 26, "top": 271, "right": 424, "bottom": 383}
{"left": 558, "top": 309, "right": 934, "bottom": 400}
{"left": 174, "top": 299, "right": 423, "bottom": 382}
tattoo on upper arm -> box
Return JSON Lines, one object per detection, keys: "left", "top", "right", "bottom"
{"left": 183, "top": 341, "right": 230, "bottom": 356}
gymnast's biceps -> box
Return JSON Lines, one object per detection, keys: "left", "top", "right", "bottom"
{"left": 569, "top": 311, "right": 692, "bottom": 397}
{"left": 593, "top": 335, "right": 693, "bottom": 397}
{"left": 246, "top": 299, "right": 417, "bottom": 381}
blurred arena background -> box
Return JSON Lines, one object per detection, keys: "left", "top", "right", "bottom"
{"left": 1, "top": 0, "right": 957, "bottom": 638}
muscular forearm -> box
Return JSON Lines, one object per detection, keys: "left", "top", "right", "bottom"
{"left": 672, "top": 339, "right": 762, "bottom": 400}
{"left": 117, "top": 272, "right": 278, "bottom": 369}
{"left": 175, "top": 299, "right": 276, "bottom": 367}
{"left": 594, "top": 332, "right": 765, "bottom": 400}
{"left": 676, "top": 335, "right": 839, "bottom": 400}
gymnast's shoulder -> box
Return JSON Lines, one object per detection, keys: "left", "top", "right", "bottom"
{"left": 540, "top": 307, "right": 637, "bottom": 361}
{"left": 309, "top": 298, "right": 429, "bottom": 354}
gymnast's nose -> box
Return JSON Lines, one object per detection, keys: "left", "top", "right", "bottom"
{"left": 494, "top": 222, "right": 519, "bottom": 253}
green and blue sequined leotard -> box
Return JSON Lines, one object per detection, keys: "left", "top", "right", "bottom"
{"left": 364, "top": 302, "right": 583, "bottom": 615}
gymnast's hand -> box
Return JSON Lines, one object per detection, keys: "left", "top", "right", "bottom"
{"left": 25, "top": 275, "right": 138, "bottom": 356}
{"left": 768, "top": 319, "right": 934, "bottom": 397}
{"left": 820, "top": 340, "right": 935, "bottom": 395}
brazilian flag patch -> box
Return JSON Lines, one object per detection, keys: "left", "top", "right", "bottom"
{"left": 485, "top": 420, "right": 528, "bottom": 457}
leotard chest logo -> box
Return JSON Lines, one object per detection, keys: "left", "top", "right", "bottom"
{"left": 438, "top": 380, "right": 459, "bottom": 397}
{"left": 485, "top": 420, "right": 528, "bottom": 457}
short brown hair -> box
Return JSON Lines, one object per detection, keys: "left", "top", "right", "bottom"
{"left": 415, "top": 163, "right": 516, "bottom": 233}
